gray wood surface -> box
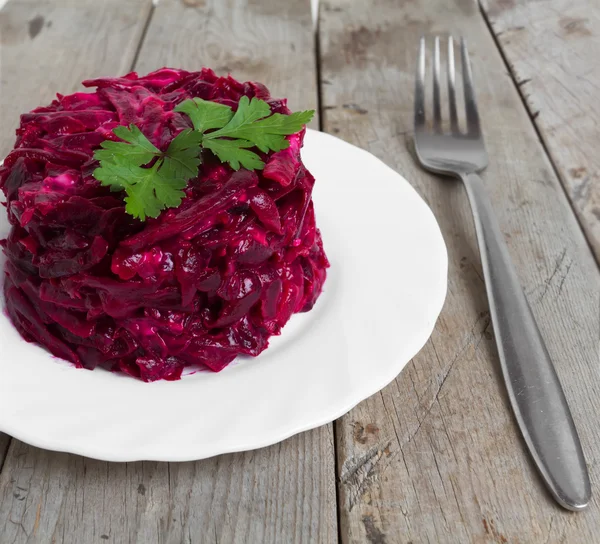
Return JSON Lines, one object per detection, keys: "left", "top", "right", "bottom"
{"left": 319, "top": 0, "right": 600, "bottom": 542}
{"left": 0, "top": 0, "right": 153, "bottom": 474}
{"left": 481, "top": 0, "right": 600, "bottom": 264}
{"left": 0, "top": 1, "right": 337, "bottom": 543}
{"left": 2, "top": 0, "right": 600, "bottom": 542}
{"left": 0, "top": 0, "right": 153, "bottom": 158}
{"left": 135, "top": 0, "right": 336, "bottom": 541}
{"left": 0, "top": 433, "right": 335, "bottom": 543}
{"left": 134, "top": 0, "right": 319, "bottom": 129}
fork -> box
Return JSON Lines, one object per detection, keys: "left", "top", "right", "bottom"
{"left": 413, "top": 36, "right": 591, "bottom": 511}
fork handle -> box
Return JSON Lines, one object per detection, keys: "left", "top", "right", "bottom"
{"left": 461, "top": 172, "right": 591, "bottom": 511}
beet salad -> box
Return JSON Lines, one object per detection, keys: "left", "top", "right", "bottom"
{"left": 0, "top": 68, "right": 329, "bottom": 381}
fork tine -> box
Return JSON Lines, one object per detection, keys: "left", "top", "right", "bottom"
{"left": 433, "top": 36, "right": 442, "bottom": 131}
{"left": 447, "top": 36, "right": 459, "bottom": 133}
{"left": 414, "top": 36, "right": 426, "bottom": 130}
{"left": 461, "top": 37, "right": 480, "bottom": 134}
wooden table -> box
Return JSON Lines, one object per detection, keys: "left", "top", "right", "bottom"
{"left": 1, "top": 0, "right": 599, "bottom": 542}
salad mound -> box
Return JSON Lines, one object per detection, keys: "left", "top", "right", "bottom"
{"left": 0, "top": 68, "right": 329, "bottom": 381}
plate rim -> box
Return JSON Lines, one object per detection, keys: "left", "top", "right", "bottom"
{"left": 0, "top": 129, "right": 448, "bottom": 461}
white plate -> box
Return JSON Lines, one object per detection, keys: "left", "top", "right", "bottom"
{"left": 0, "top": 130, "right": 447, "bottom": 462}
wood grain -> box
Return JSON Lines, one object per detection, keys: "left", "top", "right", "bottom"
{"left": 0, "top": 432, "right": 335, "bottom": 543}
{"left": 481, "top": 0, "right": 600, "bottom": 264}
{"left": 0, "top": 0, "right": 153, "bottom": 158}
{"left": 319, "top": 0, "right": 600, "bottom": 542}
{"left": 0, "top": 0, "right": 153, "bottom": 480}
{"left": 0, "top": 1, "right": 337, "bottom": 543}
{"left": 134, "top": 0, "right": 319, "bottom": 128}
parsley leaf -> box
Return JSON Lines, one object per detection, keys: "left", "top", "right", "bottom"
{"left": 204, "top": 96, "right": 314, "bottom": 154}
{"left": 92, "top": 124, "right": 202, "bottom": 220}
{"left": 150, "top": 171, "right": 188, "bottom": 210}
{"left": 161, "top": 129, "right": 204, "bottom": 179}
{"left": 202, "top": 138, "right": 264, "bottom": 171}
{"left": 122, "top": 163, "right": 164, "bottom": 220}
{"left": 235, "top": 110, "right": 315, "bottom": 152}
{"left": 94, "top": 125, "right": 160, "bottom": 165}
{"left": 174, "top": 98, "right": 233, "bottom": 133}
{"left": 93, "top": 97, "right": 314, "bottom": 220}
{"left": 206, "top": 96, "right": 271, "bottom": 138}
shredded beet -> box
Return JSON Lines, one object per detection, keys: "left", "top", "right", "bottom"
{"left": 0, "top": 68, "right": 328, "bottom": 381}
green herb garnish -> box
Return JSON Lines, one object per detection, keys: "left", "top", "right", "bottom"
{"left": 93, "top": 125, "right": 202, "bottom": 220}
{"left": 93, "top": 97, "right": 314, "bottom": 220}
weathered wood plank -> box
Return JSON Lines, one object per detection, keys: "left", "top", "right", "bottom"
{"left": 481, "top": 0, "right": 600, "bottom": 264}
{"left": 137, "top": 0, "right": 335, "bottom": 540}
{"left": 134, "top": 0, "right": 318, "bottom": 129}
{"left": 0, "top": 0, "right": 153, "bottom": 479}
{"left": 0, "top": 431, "right": 335, "bottom": 543}
{"left": 320, "top": 0, "right": 600, "bottom": 542}
{"left": 0, "top": 1, "right": 337, "bottom": 543}
{"left": 0, "top": 0, "right": 153, "bottom": 158}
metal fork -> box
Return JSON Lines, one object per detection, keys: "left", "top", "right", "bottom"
{"left": 413, "top": 36, "right": 591, "bottom": 511}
